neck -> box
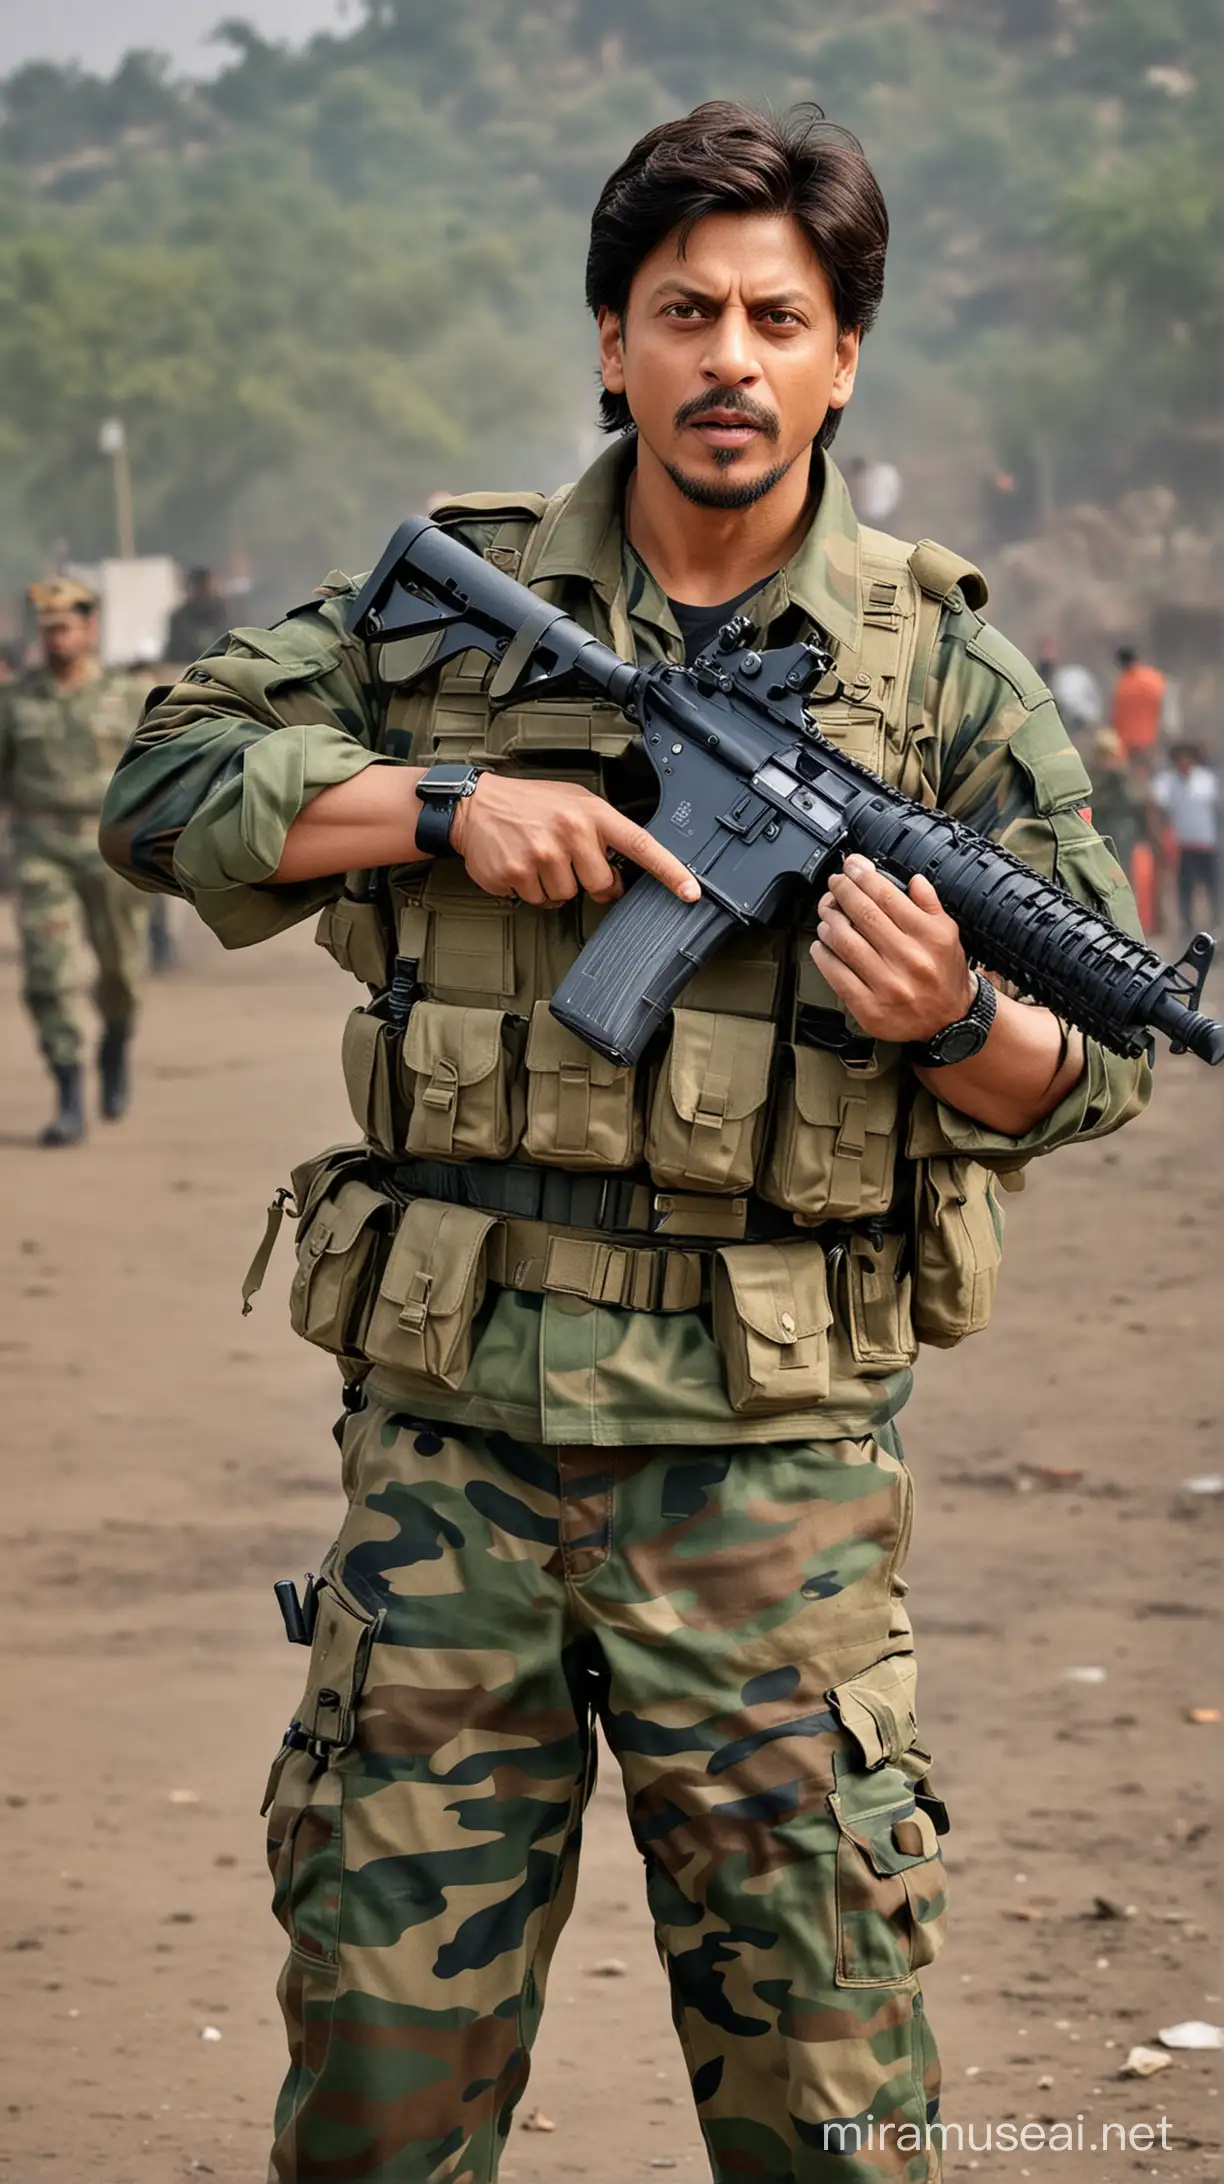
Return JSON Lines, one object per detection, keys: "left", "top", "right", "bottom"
{"left": 48, "top": 655, "right": 94, "bottom": 692}
{"left": 625, "top": 436, "right": 818, "bottom": 607}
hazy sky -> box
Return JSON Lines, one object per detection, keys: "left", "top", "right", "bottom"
{"left": 0, "top": 0, "right": 351, "bottom": 78}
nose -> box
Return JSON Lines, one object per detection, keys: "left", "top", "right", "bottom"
{"left": 700, "top": 305, "right": 759, "bottom": 388}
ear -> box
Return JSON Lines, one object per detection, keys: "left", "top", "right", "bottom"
{"left": 827, "top": 325, "right": 862, "bottom": 414}
{"left": 597, "top": 305, "right": 626, "bottom": 395}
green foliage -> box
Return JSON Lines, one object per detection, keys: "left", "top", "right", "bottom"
{"left": 0, "top": 0, "right": 1216, "bottom": 592}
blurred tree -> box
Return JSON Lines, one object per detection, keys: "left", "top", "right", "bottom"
{"left": 0, "top": 0, "right": 1215, "bottom": 590}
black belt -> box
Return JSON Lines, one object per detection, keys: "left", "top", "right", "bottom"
{"left": 388, "top": 1155, "right": 900, "bottom": 1253}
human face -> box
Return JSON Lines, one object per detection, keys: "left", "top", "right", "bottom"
{"left": 40, "top": 610, "right": 98, "bottom": 671}
{"left": 598, "top": 211, "right": 860, "bottom": 510}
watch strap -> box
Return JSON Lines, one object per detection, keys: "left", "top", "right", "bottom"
{"left": 414, "top": 762, "right": 483, "bottom": 857}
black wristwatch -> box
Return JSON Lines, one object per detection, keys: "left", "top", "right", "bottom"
{"left": 413, "top": 762, "right": 484, "bottom": 857}
{"left": 912, "top": 969, "right": 998, "bottom": 1067}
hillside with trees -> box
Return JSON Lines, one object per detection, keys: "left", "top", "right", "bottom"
{"left": 0, "top": 0, "right": 1217, "bottom": 650}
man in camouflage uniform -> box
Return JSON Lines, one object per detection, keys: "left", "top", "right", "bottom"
{"left": 102, "top": 105, "right": 1148, "bottom": 2183}
{"left": 2, "top": 579, "right": 145, "bottom": 1144}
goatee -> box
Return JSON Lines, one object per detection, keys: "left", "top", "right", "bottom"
{"left": 663, "top": 454, "right": 797, "bottom": 510}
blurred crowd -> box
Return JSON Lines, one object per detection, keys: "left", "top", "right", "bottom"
{"left": 1041, "top": 641, "right": 1219, "bottom": 945}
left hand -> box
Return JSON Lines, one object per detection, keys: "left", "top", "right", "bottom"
{"left": 811, "top": 853, "right": 976, "bottom": 1043}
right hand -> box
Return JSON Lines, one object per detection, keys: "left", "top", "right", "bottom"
{"left": 449, "top": 774, "right": 700, "bottom": 907}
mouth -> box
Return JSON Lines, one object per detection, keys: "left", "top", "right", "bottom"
{"left": 687, "top": 414, "right": 764, "bottom": 449}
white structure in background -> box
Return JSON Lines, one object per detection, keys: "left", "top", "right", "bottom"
{"left": 66, "top": 556, "right": 181, "bottom": 666}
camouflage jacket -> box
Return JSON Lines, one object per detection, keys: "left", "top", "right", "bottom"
{"left": 1, "top": 659, "right": 144, "bottom": 819}
{"left": 101, "top": 444, "right": 1150, "bottom": 1446}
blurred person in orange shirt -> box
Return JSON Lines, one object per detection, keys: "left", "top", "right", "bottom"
{"left": 1111, "top": 645, "right": 1167, "bottom": 758}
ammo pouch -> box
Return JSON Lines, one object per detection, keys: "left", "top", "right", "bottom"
{"left": 712, "top": 1240, "right": 833, "bottom": 1415}
{"left": 287, "top": 1145, "right": 396, "bottom": 1358}
{"left": 911, "top": 1156, "right": 1003, "bottom": 1348}
{"left": 761, "top": 1042, "right": 901, "bottom": 1222}
{"left": 647, "top": 1009, "right": 775, "bottom": 1195}
{"left": 401, "top": 1002, "right": 525, "bottom": 1162}
{"left": 523, "top": 1000, "right": 641, "bottom": 1171}
{"left": 364, "top": 1197, "right": 497, "bottom": 1391}
{"left": 341, "top": 995, "right": 413, "bottom": 1157}
{"left": 836, "top": 1229, "right": 917, "bottom": 1374}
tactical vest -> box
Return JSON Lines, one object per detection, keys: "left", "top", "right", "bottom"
{"left": 287, "top": 488, "right": 1007, "bottom": 1415}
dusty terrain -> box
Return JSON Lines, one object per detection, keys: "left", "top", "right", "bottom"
{"left": 0, "top": 912, "right": 1219, "bottom": 2183}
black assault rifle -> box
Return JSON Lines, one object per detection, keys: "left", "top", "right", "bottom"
{"left": 350, "top": 518, "right": 1223, "bottom": 1070}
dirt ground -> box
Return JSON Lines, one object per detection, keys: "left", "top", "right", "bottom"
{"left": 0, "top": 908, "right": 1220, "bottom": 2184}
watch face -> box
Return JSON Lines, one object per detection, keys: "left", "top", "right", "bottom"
{"left": 934, "top": 1021, "right": 987, "bottom": 1065}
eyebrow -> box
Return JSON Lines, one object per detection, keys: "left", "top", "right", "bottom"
{"left": 652, "top": 279, "right": 811, "bottom": 310}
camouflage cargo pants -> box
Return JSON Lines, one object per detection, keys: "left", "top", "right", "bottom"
{"left": 265, "top": 1399, "right": 947, "bottom": 2182}
{"left": 14, "top": 822, "right": 144, "bottom": 1068}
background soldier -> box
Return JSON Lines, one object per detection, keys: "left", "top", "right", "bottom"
{"left": 1, "top": 579, "right": 145, "bottom": 1144}
{"left": 102, "top": 105, "right": 1150, "bottom": 2183}
{"left": 166, "top": 565, "right": 226, "bottom": 667}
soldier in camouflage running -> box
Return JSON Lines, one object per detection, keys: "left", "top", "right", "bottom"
{"left": 1, "top": 579, "right": 145, "bottom": 1144}
{"left": 102, "top": 104, "right": 1148, "bottom": 2183}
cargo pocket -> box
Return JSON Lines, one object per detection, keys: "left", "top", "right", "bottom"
{"left": 523, "top": 1000, "right": 642, "bottom": 1170}
{"left": 911, "top": 1157, "right": 1003, "bottom": 1348}
{"left": 364, "top": 1198, "right": 497, "bottom": 1390}
{"left": 829, "top": 1762, "right": 948, "bottom": 1987}
{"left": 646, "top": 1010, "right": 775, "bottom": 1194}
{"left": 289, "top": 1177, "right": 394, "bottom": 1358}
{"left": 402, "top": 1001, "right": 524, "bottom": 1161}
{"left": 341, "top": 997, "right": 412, "bottom": 1157}
{"left": 828, "top": 1653, "right": 919, "bottom": 1773}
{"left": 266, "top": 1748, "right": 343, "bottom": 1974}
{"left": 761, "top": 1046, "right": 900, "bottom": 1220}
{"left": 838, "top": 1231, "right": 917, "bottom": 1373}
{"left": 712, "top": 1240, "right": 832, "bottom": 1414}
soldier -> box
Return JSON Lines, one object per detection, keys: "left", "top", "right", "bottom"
{"left": 166, "top": 564, "right": 225, "bottom": 668}
{"left": 2, "top": 579, "right": 144, "bottom": 1144}
{"left": 102, "top": 104, "right": 1149, "bottom": 2184}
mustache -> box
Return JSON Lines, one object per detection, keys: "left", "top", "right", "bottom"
{"left": 674, "top": 386, "right": 780, "bottom": 440}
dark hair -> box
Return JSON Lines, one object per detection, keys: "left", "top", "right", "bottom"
{"left": 586, "top": 101, "right": 888, "bottom": 446}
{"left": 1115, "top": 646, "right": 1137, "bottom": 667}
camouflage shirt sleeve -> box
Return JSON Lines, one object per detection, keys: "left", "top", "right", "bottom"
{"left": 98, "top": 579, "right": 395, "bottom": 949}
{"left": 913, "top": 595, "right": 1152, "bottom": 1162}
